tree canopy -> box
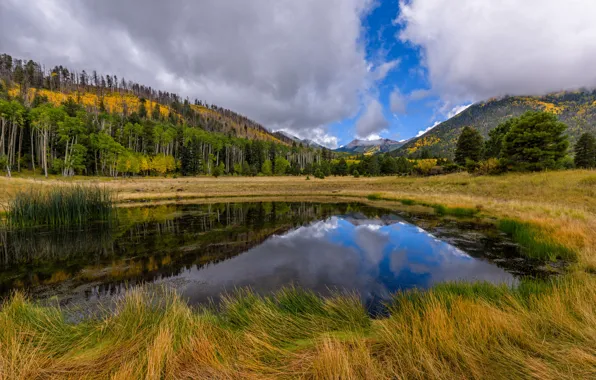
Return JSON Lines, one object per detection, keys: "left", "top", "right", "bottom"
{"left": 502, "top": 111, "right": 569, "bottom": 171}
{"left": 454, "top": 126, "right": 483, "bottom": 166}
{"left": 574, "top": 132, "right": 596, "bottom": 168}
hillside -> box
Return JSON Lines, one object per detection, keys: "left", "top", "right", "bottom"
{"left": 0, "top": 54, "right": 337, "bottom": 178}
{"left": 335, "top": 138, "right": 406, "bottom": 155}
{"left": 7, "top": 86, "right": 287, "bottom": 146}
{"left": 393, "top": 91, "right": 596, "bottom": 158}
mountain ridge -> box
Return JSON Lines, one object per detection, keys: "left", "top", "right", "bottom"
{"left": 335, "top": 138, "right": 406, "bottom": 154}
{"left": 393, "top": 91, "right": 596, "bottom": 158}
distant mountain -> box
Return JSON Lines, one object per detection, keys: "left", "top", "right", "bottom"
{"left": 335, "top": 138, "right": 406, "bottom": 154}
{"left": 273, "top": 131, "right": 324, "bottom": 148}
{"left": 393, "top": 91, "right": 596, "bottom": 158}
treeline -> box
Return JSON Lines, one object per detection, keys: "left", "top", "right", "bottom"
{"left": 452, "top": 111, "right": 596, "bottom": 174}
{"left": 0, "top": 54, "right": 337, "bottom": 177}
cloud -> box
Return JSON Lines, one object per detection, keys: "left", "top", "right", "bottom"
{"left": 409, "top": 88, "right": 433, "bottom": 101}
{"left": 415, "top": 102, "right": 470, "bottom": 137}
{"left": 364, "top": 134, "right": 382, "bottom": 141}
{"left": 389, "top": 88, "right": 407, "bottom": 114}
{"left": 446, "top": 103, "right": 471, "bottom": 119}
{"left": 299, "top": 128, "right": 340, "bottom": 149}
{"left": 416, "top": 121, "right": 440, "bottom": 137}
{"left": 0, "top": 0, "right": 378, "bottom": 135}
{"left": 372, "top": 59, "right": 400, "bottom": 81}
{"left": 356, "top": 98, "right": 389, "bottom": 138}
{"left": 398, "top": 0, "right": 596, "bottom": 102}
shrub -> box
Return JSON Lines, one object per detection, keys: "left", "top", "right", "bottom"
{"left": 476, "top": 158, "right": 503, "bottom": 175}
{"left": 353, "top": 170, "right": 360, "bottom": 178}
{"left": 314, "top": 169, "right": 325, "bottom": 179}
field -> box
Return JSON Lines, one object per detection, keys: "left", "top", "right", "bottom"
{"left": 1, "top": 170, "right": 595, "bottom": 378}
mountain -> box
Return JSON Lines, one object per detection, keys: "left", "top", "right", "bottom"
{"left": 393, "top": 91, "right": 596, "bottom": 158}
{"left": 335, "top": 138, "right": 406, "bottom": 155}
{"left": 273, "top": 131, "right": 324, "bottom": 148}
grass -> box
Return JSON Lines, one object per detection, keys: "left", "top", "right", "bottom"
{"left": 1, "top": 276, "right": 595, "bottom": 379}
{"left": 4, "top": 185, "right": 114, "bottom": 227}
{"left": 0, "top": 169, "right": 595, "bottom": 378}
{"left": 499, "top": 219, "right": 577, "bottom": 261}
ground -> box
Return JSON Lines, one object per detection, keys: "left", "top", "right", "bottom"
{"left": 0, "top": 170, "right": 595, "bottom": 379}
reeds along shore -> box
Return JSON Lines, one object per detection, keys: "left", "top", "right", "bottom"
{"left": 4, "top": 185, "right": 113, "bottom": 227}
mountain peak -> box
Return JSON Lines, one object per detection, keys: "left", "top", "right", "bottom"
{"left": 336, "top": 138, "right": 406, "bottom": 154}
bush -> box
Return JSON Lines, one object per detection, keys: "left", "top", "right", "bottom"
{"left": 212, "top": 164, "right": 223, "bottom": 178}
{"left": 314, "top": 169, "right": 325, "bottom": 179}
{"left": 465, "top": 158, "right": 479, "bottom": 173}
{"left": 475, "top": 158, "right": 503, "bottom": 175}
{"left": 353, "top": 170, "right": 360, "bottom": 178}
{"left": 441, "top": 162, "right": 462, "bottom": 174}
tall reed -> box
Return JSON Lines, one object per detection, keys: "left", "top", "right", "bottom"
{"left": 5, "top": 185, "right": 114, "bottom": 227}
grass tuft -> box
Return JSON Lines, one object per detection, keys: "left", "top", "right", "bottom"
{"left": 5, "top": 185, "right": 113, "bottom": 227}
{"left": 367, "top": 193, "right": 383, "bottom": 201}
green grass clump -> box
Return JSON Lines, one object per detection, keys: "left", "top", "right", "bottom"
{"left": 5, "top": 185, "right": 113, "bottom": 227}
{"left": 367, "top": 193, "right": 383, "bottom": 201}
{"left": 499, "top": 219, "right": 576, "bottom": 261}
{"left": 398, "top": 198, "right": 416, "bottom": 206}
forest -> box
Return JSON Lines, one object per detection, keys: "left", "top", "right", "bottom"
{"left": 0, "top": 54, "right": 340, "bottom": 178}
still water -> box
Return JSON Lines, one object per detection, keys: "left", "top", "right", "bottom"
{"left": 0, "top": 202, "right": 534, "bottom": 312}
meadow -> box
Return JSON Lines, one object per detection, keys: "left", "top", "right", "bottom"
{"left": 0, "top": 170, "right": 595, "bottom": 378}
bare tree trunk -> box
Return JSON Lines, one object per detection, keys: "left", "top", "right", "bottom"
{"left": 31, "top": 128, "right": 35, "bottom": 172}
{"left": 43, "top": 130, "right": 48, "bottom": 177}
{"left": 17, "top": 126, "right": 22, "bottom": 172}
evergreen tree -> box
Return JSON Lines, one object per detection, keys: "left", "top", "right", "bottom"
{"left": 574, "top": 132, "right": 596, "bottom": 168}
{"left": 380, "top": 155, "right": 398, "bottom": 175}
{"left": 454, "top": 126, "right": 483, "bottom": 166}
{"left": 366, "top": 155, "right": 380, "bottom": 176}
{"left": 484, "top": 119, "right": 513, "bottom": 158}
{"left": 503, "top": 111, "right": 569, "bottom": 171}
{"left": 396, "top": 156, "right": 413, "bottom": 175}
{"left": 335, "top": 158, "right": 348, "bottom": 176}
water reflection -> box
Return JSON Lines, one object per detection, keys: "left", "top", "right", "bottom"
{"left": 179, "top": 216, "right": 516, "bottom": 311}
{"left": 0, "top": 202, "right": 529, "bottom": 310}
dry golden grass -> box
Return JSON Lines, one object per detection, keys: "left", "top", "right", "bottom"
{"left": 0, "top": 170, "right": 595, "bottom": 379}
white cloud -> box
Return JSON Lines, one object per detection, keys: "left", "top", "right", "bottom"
{"left": 0, "top": 0, "right": 379, "bottom": 137}
{"left": 364, "top": 134, "right": 382, "bottom": 141}
{"left": 416, "top": 121, "right": 441, "bottom": 137}
{"left": 299, "top": 128, "right": 340, "bottom": 149}
{"left": 446, "top": 103, "right": 471, "bottom": 119}
{"left": 414, "top": 103, "right": 471, "bottom": 138}
{"left": 409, "top": 88, "right": 433, "bottom": 101}
{"left": 398, "top": 0, "right": 596, "bottom": 102}
{"left": 389, "top": 88, "right": 407, "bottom": 114}
{"left": 372, "top": 59, "right": 400, "bottom": 81}
{"left": 355, "top": 98, "right": 389, "bottom": 138}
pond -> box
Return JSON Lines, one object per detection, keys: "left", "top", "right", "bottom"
{"left": 0, "top": 202, "right": 541, "bottom": 314}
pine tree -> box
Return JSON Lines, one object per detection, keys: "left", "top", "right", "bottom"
{"left": 335, "top": 158, "right": 348, "bottom": 176}
{"left": 454, "top": 126, "right": 483, "bottom": 166}
{"left": 574, "top": 132, "right": 596, "bottom": 168}
{"left": 503, "top": 111, "right": 569, "bottom": 171}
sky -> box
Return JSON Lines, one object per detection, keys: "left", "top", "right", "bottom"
{"left": 2, "top": 0, "right": 596, "bottom": 149}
